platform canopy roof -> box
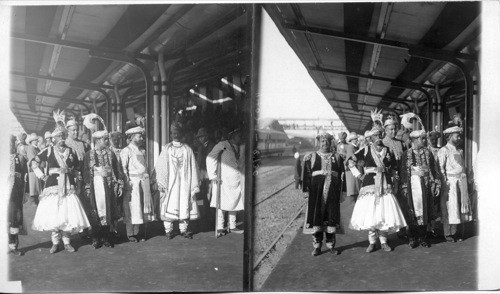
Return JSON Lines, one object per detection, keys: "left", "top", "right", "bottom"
{"left": 10, "top": 4, "right": 249, "bottom": 134}
{"left": 265, "top": 2, "right": 480, "bottom": 133}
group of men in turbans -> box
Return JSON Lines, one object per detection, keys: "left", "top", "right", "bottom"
{"left": 301, "top": 109, "right": 474, "bottom": 256}
{"left": 8, "top": 110, "right": 245, "bottom": 256}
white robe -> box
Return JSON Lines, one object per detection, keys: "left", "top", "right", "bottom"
{"left": 206, "top": 141, "right": 245, "bottom": 211}
{"left": 155, "top": 142, "right": 200, "bottom": 221}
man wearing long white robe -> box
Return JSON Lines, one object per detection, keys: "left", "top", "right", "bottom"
{"left": 438, "top": 124, "right": 472, "bottom": 242}
{"left": 206, "top": 129, "right": 245, "bottom": 235}
{"left": 121, "top": 127, "right": 156, "bottom": 242}
{"left": 155, "top": 123, "right": 200, "bottom": 239}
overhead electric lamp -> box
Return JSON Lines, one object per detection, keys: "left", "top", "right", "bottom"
{"left": 189, "top": 89, "right": 232, "bottom": 104}
{"left": 221, "top": 78, "right": 246, "bottom": 94}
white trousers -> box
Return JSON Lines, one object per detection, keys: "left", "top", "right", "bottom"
{"left": 217, "top": 210, "right": 237, "bottom": 230}
{"left": 164, "top": 220, "right": 188, "bottom": 233}
{"left": 368, "top": 230, "right": 388, "bottom": 244}
{"left": 51, "top": 230, "right": 71, "bottom": 245}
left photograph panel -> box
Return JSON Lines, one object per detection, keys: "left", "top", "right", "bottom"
{"left": 7, "top": 4, "right": 253, "bottom": 292}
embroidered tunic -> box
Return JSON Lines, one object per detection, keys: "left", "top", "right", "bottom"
{"left": 302, "top": 151, "right": 344, "bottom": 231}
{"left": 121, "top": 143, "right": 156, "bottom": 225}
{"left": 155, "top": 142, "right": 200, "bottom": 221}
{"left": 206, "top": 141, "right": 245, "bottom": 211}
{"left": 83, "top": 148, "right": 122, "bottom": 227}
{"left": 31, "top": 146, "right": 90, "bottom": 232}
{"left": 349, "top": 144, "right": 407, "bottom": 232}
{"left": 400, "top": 148, "right": 441, "bottom": 226}
{"left": 437, "top": 143, "right": 472, "bottom": 224}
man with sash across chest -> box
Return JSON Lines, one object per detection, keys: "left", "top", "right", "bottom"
{"left": 349, "top": 110, "right": 407, "bottom": 253}
{"left": 30, "top": 110, "right": 91, "bottom": 254}
{"left": 83, "top": 128, "right": 123, "bottom": 249}
{"left": 121, "top": 126, "right": 156, "bottom": 242}
{"left": 302, "top": 132, "right": 344, "bottom": 256}
{"left": 109, "top": 131, "right": 125, "bottom": 238}
{"left": 438, "top": 124, "right": 473, "bottom": 242}
{"left": 8, "top": 135, "right": 28, "bottom": 256}
{"left": 65, "top": 118, "right": 91, "bottom": 239}
{"left": 207, "top": 128, "right": 245, "bottom": 237}
{"left": 155, "top": 123, "right": 200, "bottom": 239}
{"left": 400, "top": 122, "right": 441, "bottom": 249}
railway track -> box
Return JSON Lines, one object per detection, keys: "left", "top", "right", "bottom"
{"left": 253, "top": 201, "right": 306, "bottom": 270}
{"left": 254, "top": 180, "right": 295, "bottom": 206}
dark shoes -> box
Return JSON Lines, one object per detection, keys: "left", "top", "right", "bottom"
{"left": 445, "top": 235, "right": 456, "bottom": 242}
{"left": 420, "top": 240, "right": 431, "bottom": 248}
{"left": 409, "top": 239, "right": 418, "bottom": 249}
{"left": 181, "top": 231, "right": 193, "bottom": 239}
{"left": 165, "top": 232, "right": 175, "bottom": 240}
{"left": 311, "top": 247, "right": 321, "bottom": 256}
{"left": 216, "top": 229, "right": 228, "bottom": 238}
{"left": 92, "top": 239, "right": 102, "bottom": 249}
{"left": 128, "top": 236, "right": 138, "bottom": 243}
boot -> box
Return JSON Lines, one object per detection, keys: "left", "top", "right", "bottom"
{"left": 366, "top": 243, "right": 376, "bottom": 253}
{"left": 181, "top": 230, "right": 193, "bottom": 239}
{"left": 311, "top": 247, "right": 321, "bottom": 256}
{"left": 92, "top": 238, "right": 102, "bottom": 249}
{"left": 49, "top": 244, "right": 60, "bottom": 254}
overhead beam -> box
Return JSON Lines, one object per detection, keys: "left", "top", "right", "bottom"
{"left": 284, "top": 23, "right": 478, "bottom": 61}
{"left": 322, "top": 86, "right": 411, "bottom": 109}
{"left": 11, "top": 89, "right": 92, "bottom": 112}
{"left": 12, "top": 32, "right": 157, "bottom": 62}
{"left": 11, "top": 71, "right": 114, "bottom": 91}
{"left": 310, "top": 66, "right": 433, "bottom": 90}
{"left": 174, "top": 5, "right": 246, "bottom": 56}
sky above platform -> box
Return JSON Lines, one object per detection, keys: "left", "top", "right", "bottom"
{"left": 258, "top": 10, "right": 340, "bottom": 121}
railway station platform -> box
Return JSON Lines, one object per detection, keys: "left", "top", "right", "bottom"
{"left": 261, "top": 196, "right": 478, "bottom": 292}
{"left": 8, "top": 202, "right": 243, "bottom": 292}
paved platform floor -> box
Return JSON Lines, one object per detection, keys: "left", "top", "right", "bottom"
{"left": 261, "top": 197, "right": 477, "bottom": 292}
{"left": 9, "top": 202, "right": 243, "bottom": 292}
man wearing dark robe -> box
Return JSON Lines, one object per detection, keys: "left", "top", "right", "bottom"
{"left": 302, "top": 132, "right": 344, "bottom": 256}
{"left": 8, "top": 135, "right": 27, "bottom": 256}
{"left": 83, "top": 130, "right": 123, "bottom": 248}
{"left": 400, "top": 129, "right": 441, "bottom": 248}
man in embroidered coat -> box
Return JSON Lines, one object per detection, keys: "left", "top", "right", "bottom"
{"left": 438, "top": 124, "right": 472, "bottom": 242}
{"left": 65, "top": 119, "right": 91, "bottom": 239}
{"left": 195, "top": 127, "right": 216, "bottom": 227}
{"left": 302, "top": 132, "right": 344, "bottom": 256}
{"left": 30, "top": 121, "right": 91, "bottom": 254}
{"left": 83, "top": 130, "right": 123, "bottom": 248}
{"left": 121, "top": 126, "right": 156, "bottom": 242}
{"left": 109, "top": 131, "right": 125, "bottom": 236}
{"left": 400, "top": 129, "right": 441, "bottom": 248}
{"left": 349, "top": 117, "right": 407, "bottom": 253}
{"left": 207, "top": 128, "right": 245, "bottom": 237}
{"left": 8, "top": 135, "right": 27, "bottom": 256}
{"left": 155, "top": 123, "right": 200, "bottom": 239}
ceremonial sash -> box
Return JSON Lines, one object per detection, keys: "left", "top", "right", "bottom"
{"left": 369, "top": 146, "right": 389, "bottom": 197}
{"left": 53, "top": 148, "right": 70, "bottom": 204}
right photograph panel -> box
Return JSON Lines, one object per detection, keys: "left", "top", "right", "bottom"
{"left": 253, "top": 2, "right": 480, "bottom": 291}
